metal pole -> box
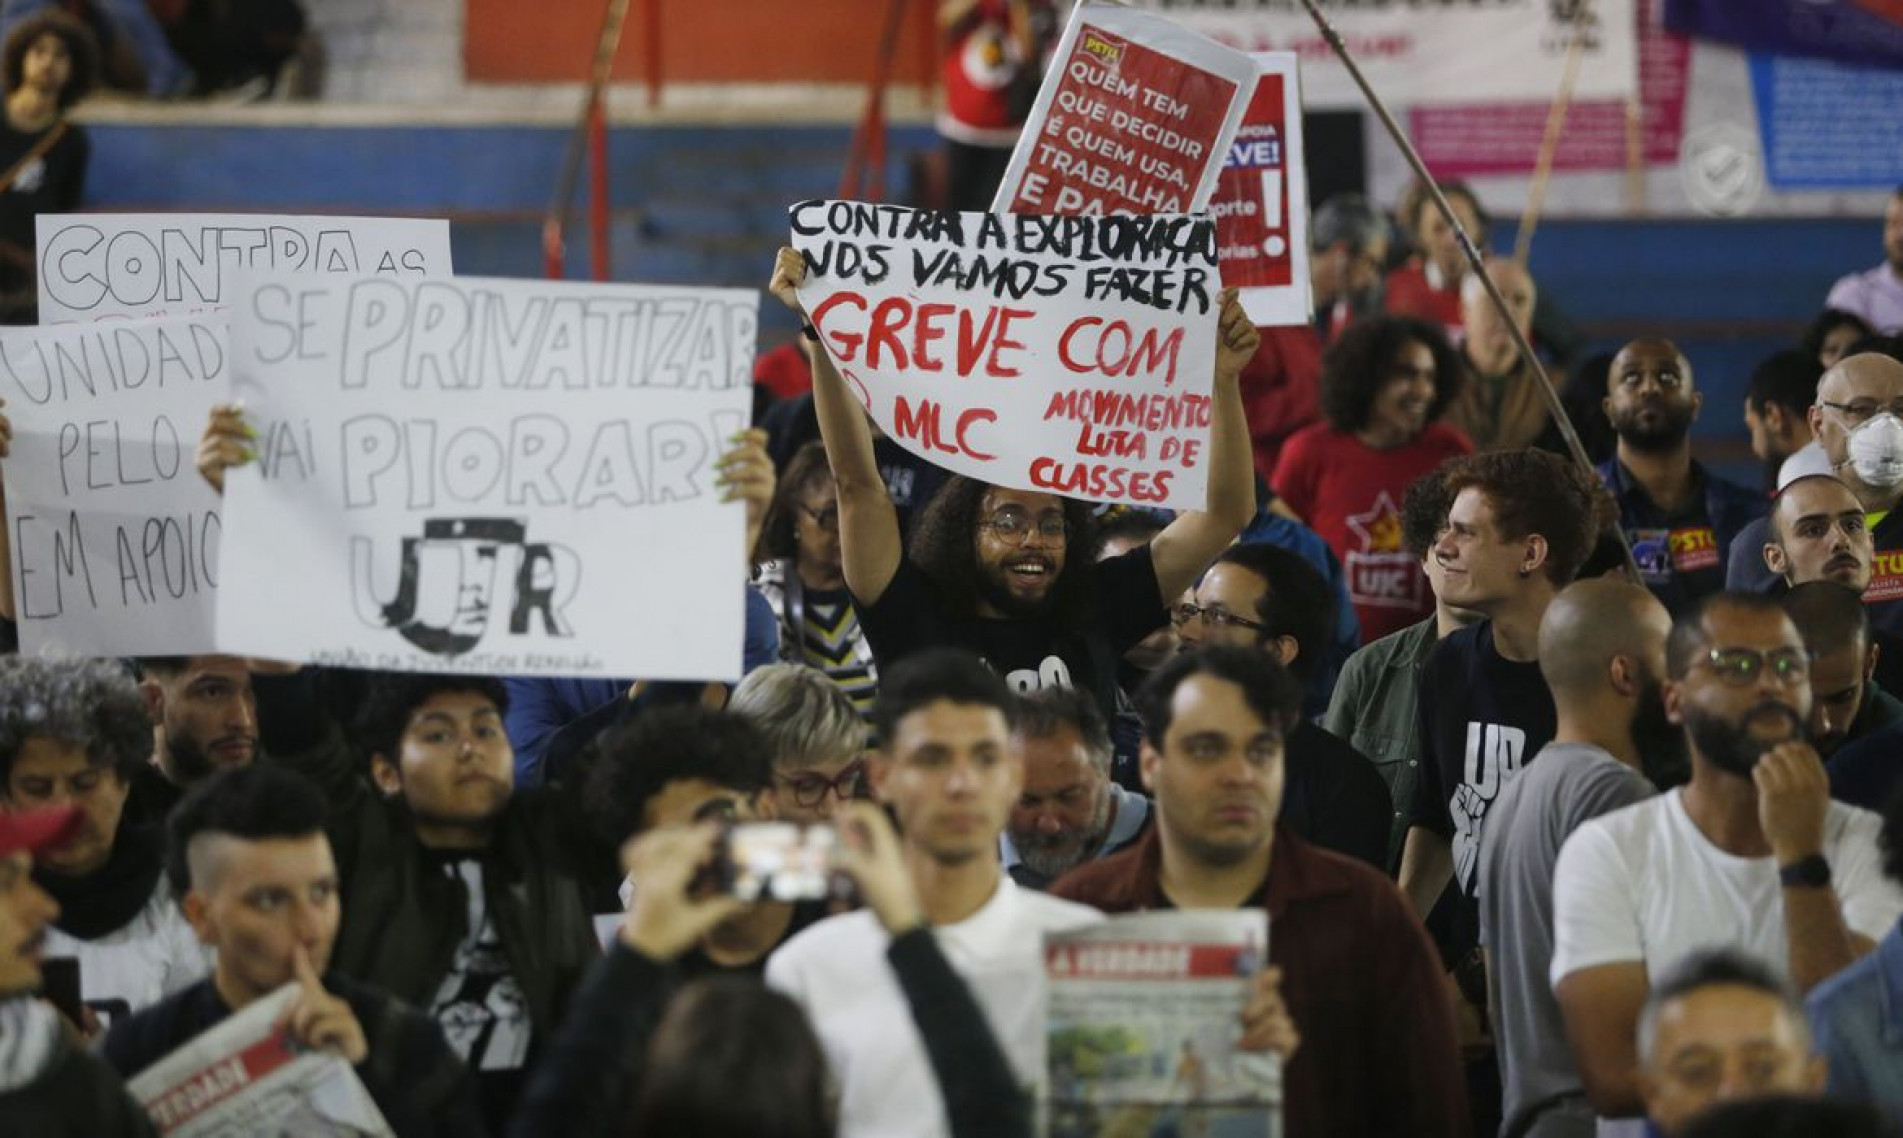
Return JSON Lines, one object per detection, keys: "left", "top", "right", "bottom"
{"left": 1295, "top": 0, "right": 1639, "bottom": 579}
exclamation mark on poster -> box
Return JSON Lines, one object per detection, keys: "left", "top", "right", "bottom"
{"left": 1259, "top": 169, "right": 1286, "bottom": 257}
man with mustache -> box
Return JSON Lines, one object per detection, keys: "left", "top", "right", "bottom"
{"left": 769, "top": 249, "right": 1260, "bottom": 726}
{"left": 0, "top": 804, "right": 157, "bottom": 1136}
{"left": 1001, "top": 686, "right": 1149, "bottom": 890}
{"left": 1477, "top": 578, "right": 1675, "bottom": 1138}
{"left": 1596, "top": 338, "right": 1765, "bottom": 616}
{"left": 1549, "top": 592, "right": 1903, "bottom": 1132}
{"left": 1761, "top": 475, "right": 1903, "bottom": 700}
{"left": 124, "top": 656, "right": 263, "bottom": 826}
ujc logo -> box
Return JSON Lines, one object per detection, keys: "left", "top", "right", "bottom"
{"left": 351, "top": 517, "right": 579, "bottom": 656}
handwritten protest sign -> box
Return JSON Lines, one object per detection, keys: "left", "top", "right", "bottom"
{"left": 1, "top": 315, "right": 228, "bottom": 656}
{"left": 791, "top": 200, "right": 1219, "bottom": 512}
{"left": 216, "top": 273, "right": 756, "bottom": 679}
{"left": 36, "top": 214, "right": 453, "bottom": 323}
{"left": 993, "top": 2, "right": 1256, "bottom": 217}
{"left": 1212, "top": 53, "right": 1309, "bottom": 328}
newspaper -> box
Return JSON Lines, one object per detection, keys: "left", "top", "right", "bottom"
{"left": 1045, "top": 910, "right": 1280, "bottom": 1138}
{"left": 125, "top": 983, "right": 394, "bottom": 1137}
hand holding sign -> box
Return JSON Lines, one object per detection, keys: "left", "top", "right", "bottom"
{"left": 1214, "top": 286, "right": 1260, "bottom": 380}
{"left": 195, "top": 403, "right": 255, "bottom": 495}
{"left": 715, "top": 428, "right": 775, "bottom": 568}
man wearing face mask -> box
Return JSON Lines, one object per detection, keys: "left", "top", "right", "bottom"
{"left": 1729, "top": 355, "right": 1903, "bottom": 644}
{"left": 1478, "top": 579, "right": 1677, "bottom": 1138}
{"left": 1547, "top": 592, "right": 1903, "bottom": 1133}
{"left": 1597, "top": 338, "right": 1765, "bottom": 617}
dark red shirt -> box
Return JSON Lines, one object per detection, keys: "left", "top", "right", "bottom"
{"left": 1051, "top": 826, "right": 1470, "bottom": 1138}
{"left": 1239, "top": 324, "right": 1325, "bottom": 487}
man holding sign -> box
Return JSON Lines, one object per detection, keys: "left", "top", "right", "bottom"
{"left": 770, "top": 229, "right": 1257, "bottom": 722}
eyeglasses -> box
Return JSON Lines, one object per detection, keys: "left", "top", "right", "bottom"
{"left": 1694, "top": 647, "right": 1809, "bottom": 688}
{"left": 1170, "top": 601, "right": 1269, "bottom": 632}
{"left": 979, "top": 510, "right": 1069, "bottom": 543}
{"left": 1818, "top": 399, "right": 1903, "bottom": 427}
{"left": 798, "top": 504, "right": 839, "bottom": 532}
{"left": 776, "top": 761, "right": 866, "bottom": 808}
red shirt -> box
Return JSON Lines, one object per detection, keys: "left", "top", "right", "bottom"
{"left": 940, "top": 0, "right": 1037, "bottom": 144}
{"left": 753, "top": 341, "right": 813, "bottom": 402}
{"left": 1384, "top": 260, "right": 1464, "bottom": 340}
{"left": 1272, "top": 421, "right": 1473, "bottom": 642}
{"left": 1051, "top": 827, "right": 1470, "bottom": 1138}
{"left": 1239, "top": 324, "right": 1325, "bottom": 488}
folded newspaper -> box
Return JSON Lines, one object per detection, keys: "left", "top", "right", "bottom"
{"left": 1045, "top": 910, "right": 1280, "bottom": 1138}
{"left": 124, "top": 982, "right": 394, "bottom": 1137}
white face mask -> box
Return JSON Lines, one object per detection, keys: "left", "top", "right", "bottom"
{"left": 1847, "top": 411, "right": 1903, "bottom": 489}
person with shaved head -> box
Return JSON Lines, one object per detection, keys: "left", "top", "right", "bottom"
{"left": 1478, "top": 579, "right": 1675, "bottom": 1138}
{"left": 1596, "top": 338, "right": 1765, "bottom": 616}
{"left": 1780, "top": 582, "right": 1903, "bottom": 759}
{"left": 1765, "top": 475, "right": 1874, "bottom": 592}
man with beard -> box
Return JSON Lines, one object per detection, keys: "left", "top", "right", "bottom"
{"left": 126, "top": 656, "right": 262, "bottom": 825}
{"left": 1001, "top": 686, "right": 1149, "bottom": 889}
{"left": 769, "top": 249, "right": 1260, "bottom": 725}
{"left": 1781, "top": 582, "right": 1903, "bottom": 760}
{"left": 1549, "top": 592, "right": 1903, "bottom": 1132}
{"left": 1764, "top": 475, "right": 1875, "bottom": 592}
{"left": 1597, "top": 338, "right": 1765, "bottom": 616}
{"left": 1477, "top": 579, "right": 1675, "bottom": 1138}
{"left": 1824, "top": 189, "right": 1903, "bottom": 334}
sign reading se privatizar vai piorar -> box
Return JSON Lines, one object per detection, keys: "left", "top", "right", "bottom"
{"left": 992, "top": 2, "right": 1257, "bottom": 217}
{"left": 0, "top": 315, "right": 229, "bottom": 657}
{"left": 36, "top": 213, "right": 453, "bottom": 323}
{"left": 791, "top": 200, "right": 1219, "bottom": 512}
{"left": 1212, "top": 53, "right": 1310, "bottom": 328}
{"left": 215, "top": 272, "right": 756, "bottom": 680}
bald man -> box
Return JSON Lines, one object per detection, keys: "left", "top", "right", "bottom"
{"left": 1445, "top": 258, "right": 1557, "bottom": 451}
{"left": 1764, "top": 475, "right": 1874, "bottom": 592}
{"left": 1781, "top": 582, "right": 1903, "bottom": 758}
{"left": 1478, "top": 579, "right": 1674, "bottom": 1138}
{"left": 1595, "top": 338, "right": 1766, "bottom": 616}
{"left": 1730, "top": 356, "right": 1903, "bottom": 634}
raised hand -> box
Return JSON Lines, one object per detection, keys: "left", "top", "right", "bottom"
{"left": 195, "top": 402, "right": 256, "bottom": 494}
{"left": 1213, "top": 287, "right": 1260, "bottom": 380}
{"left": 832, "top": 801, "right": 923, "bottom": 936}
{"left": 278, "top": 946, "right": 368, "bottom": 1064}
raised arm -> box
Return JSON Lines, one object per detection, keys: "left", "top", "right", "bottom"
{"left": 1147, "top": 287, "right": 1258, "bottom": 602}
{"left": 768, "top": 247, "right": 903, "bottom": 604}
{"left": 0, "top": 398, "right": 13, "bottom": 620}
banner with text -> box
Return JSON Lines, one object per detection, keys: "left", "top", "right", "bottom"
{"left": 791, "top": 201, "right": 1219, "bottom": 511}
{"left": 993, "top": 2, "right": 1257, "bottom": 217}
{"left": 37, "top": 214, "right": 453, "bottom": 323}
{"left": 1665, "top": 0, "right": 1903, "bottom": 71}
{"left": 1, "top": 315, "right": 227, "bottom": 656}
{"left": 217, "top": 273, "right": 755, "bottom": 679}
{"left": 1123, "top": 0, "right": 1638, "bottom": 108}
{"left": 1212, "top": 53, "right": 1309, "bottom": 327}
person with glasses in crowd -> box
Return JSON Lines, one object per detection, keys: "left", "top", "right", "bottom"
{"left": 727, "top": 663, "right": 870, "bottom": 824}
{"left": 767, "top": 248, "right": 1261, "bottom": 724}
{"left": 754, "top": 440, "right": 879, "bottom": 713}
{"left": 1549, "top": 593, "right": 1903, "bottom": 1132}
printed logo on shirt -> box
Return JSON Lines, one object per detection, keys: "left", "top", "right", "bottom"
{"left": 1629, "top": 526, "right": 1719, "bottom": 584}
{"left": 14, "top": 157, "right": 45, "bottom": 195}
{"left": 1451, "top": 721, "right": 1527, "bottom": 893}
{"left": 1668, "top": 526, "right": 1719, "bottom": 573}
{"left": 1001, "top": 653, "right": 1074, "bottom": 695}
{"left": 1345, "top": 492, "right": 1427, "bottom": 610}
{"left": 1869, "top": 549, "right": 1903, "bottom": 603}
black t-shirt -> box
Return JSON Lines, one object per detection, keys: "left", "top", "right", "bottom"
{"left": 0, "top": 121, "right": 85, "bottom": 275}
{"left": 855, "top": 546, "right": 1167, "bottom": 723}
{"left": 1406, "top": 621, "right": 1557, "bottom": 898}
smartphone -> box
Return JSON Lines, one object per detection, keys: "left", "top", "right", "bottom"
{"left": 714, "top": 822, "right": 846, "bottom": 903}
{"left": 40, "top": 957, "right": 83, "bottom": 1026}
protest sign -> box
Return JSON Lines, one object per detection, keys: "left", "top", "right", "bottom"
{"left": 1046, "top": 911, "right": 1279, "bottom": 1138}
{"left": 1124, "top": 0, "right": 1638, "bottom": 109}
{"left": 993, "top": 2, "right": 1257, "bottom": 217}
{"left": 791, "top": 200, "right": 1220, "bottom": 512}
{"left": 216, "top": 272, "right": 756, "bottom": 679}
{"left": 126, "top": 983, "right": 393, "bottom": 1137}
{"left": 1211, "top": 53, "right": 1309, "bottom": 327}
{"left": 1, "top": 315, "right": 227, "bottom": 657}
{"left": 36, "top": 214, "right": 453, "bottom": 323}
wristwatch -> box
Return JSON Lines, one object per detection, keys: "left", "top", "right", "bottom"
{"left": 1778, "top": 854, "right": 1832, "bottom": 889}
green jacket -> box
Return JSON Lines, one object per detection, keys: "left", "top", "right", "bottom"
{"left": 1321, "top": 616, "right": 1440, "bottom": 872}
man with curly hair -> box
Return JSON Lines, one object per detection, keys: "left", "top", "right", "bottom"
{"left": 768, "top": 249, "right": 1261, "bottom": 726}
{"left": 0, "top": 656, "right": 207, "bottom": 1028}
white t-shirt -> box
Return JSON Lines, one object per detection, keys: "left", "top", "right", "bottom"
{"left": 766, "top": 873, "right": 1101, "bottom": 1138}
{"left": 40, "top": 878, "right": 209, "bottom": 1030}
{"left": 1551, "top": 789, "right": 1903, "bottom": 990}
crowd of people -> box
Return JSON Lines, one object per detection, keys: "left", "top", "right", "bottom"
{"left": 2, "top": 1, "right": 1903, "bottom": 1131}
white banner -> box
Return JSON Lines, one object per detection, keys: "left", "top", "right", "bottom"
{"left": 36, "top": 214, "right": 453, "bottom": 323}
{"left": 1123, "top": 0, "right": 1639, "bottom": 108}
{"left": 1, "top": 315, "right": 227, "bottom": 656}
{"left": 216, "top": 273, "right": 755, "bottom": 679}
{"left": 791, "top": 200, "right": 1219, "bottom": 511}
{"left": 995, "top": 2, "right": 1258, "bottom": 217}
{"left": 1214, "top": 53, "right": 1311, "bottom": 327}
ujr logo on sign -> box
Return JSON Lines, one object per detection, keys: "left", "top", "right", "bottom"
{"left": 351, "top": 517, "right": 578, "bottom": 656}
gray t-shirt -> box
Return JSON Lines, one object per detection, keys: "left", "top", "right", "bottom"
{"left": 1477, "top": 742, "right": 1654, "bottom": 1138}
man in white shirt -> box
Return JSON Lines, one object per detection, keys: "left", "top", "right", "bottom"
{"left": 1549, "top": 591, "right": 1903, "bottom": 1133}
{"left": 767, "top": 648, "right": 1103, "bottom": 1138}
{"left": 1824, "top": 190, "right": 1903, "bottom": 335}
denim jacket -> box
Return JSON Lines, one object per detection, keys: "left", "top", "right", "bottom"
{"left": 1808, "top": 918, "right": 1903, "bottom": 1117}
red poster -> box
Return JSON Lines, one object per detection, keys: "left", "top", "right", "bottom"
{"left": 1209, "top": 54, "right": 1310, "bottom": 327}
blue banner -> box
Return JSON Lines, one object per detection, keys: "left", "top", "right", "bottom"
{"left": 1749, "top": 52, "right": 1903, "bottom": 189}
{"left": 1666, "top": 0, "right": 1903, "bottom": 70}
